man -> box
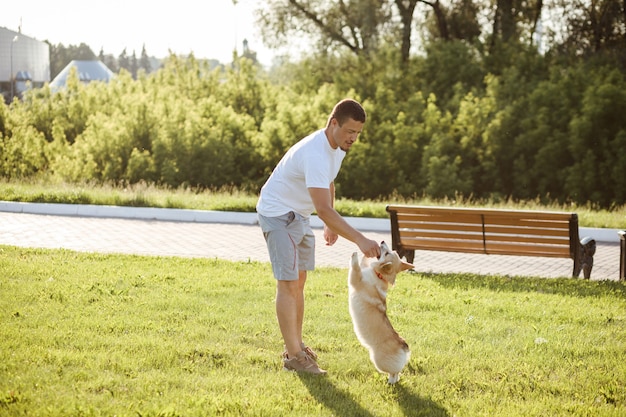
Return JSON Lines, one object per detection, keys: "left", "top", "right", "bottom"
{"left": 256, "top": 98, "right": 381, "bottom": 375}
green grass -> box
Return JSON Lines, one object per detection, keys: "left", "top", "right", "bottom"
{"left": 1, "top": 179, "right": 625, "bottom": 229}
{"left": 1, "top": 246, "right": 625, "bottom": 416}
{"left": 0, "top": 180, "right": 259, "bottom": 213}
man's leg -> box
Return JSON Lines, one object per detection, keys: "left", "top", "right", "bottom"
{"left": 276, "top": 277, "right": 302, "bottom": 358}
{"left": 277, "top": 270, "right": 325, "bottom": 374}
{"left": 259, "top": 212, "right": 324, "bottom": 373}
{"left": 295, "top": 270, "right": 306, "bottom": 349}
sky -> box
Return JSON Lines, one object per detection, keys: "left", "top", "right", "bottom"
{"left": 1, "top": 0, "right": 276, "bottom": 66}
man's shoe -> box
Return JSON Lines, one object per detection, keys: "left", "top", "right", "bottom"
{"left": 283, "top": 343, "right": 318, "bottom": 361}
{"left": 302, "top": 345, "right": 318, "bottom": 361}
{"left": 283, "top": 351, "right": 327, "bottom": 375}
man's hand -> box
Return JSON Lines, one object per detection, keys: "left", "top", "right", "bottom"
{"left": 358, "top": 237, "right": 381, "bottom": 258}
{"left": 324, "top": 225, "right": 339, "bottom": 246}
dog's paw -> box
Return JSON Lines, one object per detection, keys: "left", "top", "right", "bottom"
{"left": 388, "top": 373, "right": 400, "bottom": 384}
{"left": 350, "top": 252, "right": 359, "bottom": 267}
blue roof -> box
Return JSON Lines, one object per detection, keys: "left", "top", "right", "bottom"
{"left": 50, "top": 60, "right": 114, "bottom": 88}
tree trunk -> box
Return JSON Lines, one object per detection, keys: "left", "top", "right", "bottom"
{"left": 419, "top": 0, "right": 450, "bottom": 41}
{"left": 395, "top": 0, "right": 419, "bottom": 63}
{"left": 499, "top": 0, "right": 516, "bottom": 41}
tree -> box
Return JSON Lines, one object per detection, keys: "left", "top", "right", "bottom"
{"left": 257, "top": 0, "right": 392, "bottom": 57}
{"left": 99, "top": 48, "right": 119, "bottom": 73}
{"left": 394, "top": 0, "right": 420, "bottom": 63}
{"left": 118, "top": 48, "right": 130, "bottom": 74}
{"left": 130, "top": 50, "right": 138, "bottom": 79}
{"left": 492, "top": 0, "right": 517, "bottom": 44}
{"left": 140, "top": 45, "right": 152, "bottom": 73}
{"left": 555, "top": 0, "right": 626, "bottom": 57}
{"left": 48, "top": 43, "right": 96, "bottom": 79}
{"left": 446, "top": 0, "right": 481, "bottom": 41}
{"left": 256, "top": 0, "right": 479, "bottom": 65}
{"left": 417, "top": 0, "right": 450, "bottom": 41}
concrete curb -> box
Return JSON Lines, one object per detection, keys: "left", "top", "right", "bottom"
{"left": 0, "top": 201, "right": 259, "bottom": 225}
{"left": 0, "top": 201, "right": 620, "bottom": 242}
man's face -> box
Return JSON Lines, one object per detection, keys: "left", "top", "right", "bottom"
{"left": 329, "top": 118, "right": 364, "bottom": 152}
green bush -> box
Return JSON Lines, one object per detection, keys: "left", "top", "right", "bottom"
{"left": 2, "top": 50, "right": 625, "bottom": 207}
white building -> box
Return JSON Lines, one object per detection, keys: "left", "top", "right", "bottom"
{"left": 0, "top": 27, "right": 50, "bottom": 101}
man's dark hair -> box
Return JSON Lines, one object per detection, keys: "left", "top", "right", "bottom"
{"left": 328, "top": 99, "right": 366, "bottom": 127}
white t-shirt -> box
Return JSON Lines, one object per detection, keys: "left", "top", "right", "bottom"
{"left": 256, "top": 129, "right": 346, "bottom": 218}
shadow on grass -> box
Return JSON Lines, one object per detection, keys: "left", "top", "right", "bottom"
{"left": 415, "top": 271, "right": 626, "bottom": 300}
{"left": 298, "top": 374, "right": 448, "bottom": 417}
{"left": 394, "top": 383, "right": 449, "bottom": 417}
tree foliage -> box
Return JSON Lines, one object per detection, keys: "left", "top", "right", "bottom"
{"left": 2, "top": 0, "right": 625, "bottom": 208}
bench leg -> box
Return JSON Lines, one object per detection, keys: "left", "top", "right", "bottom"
{"left": 573, "top": 237, "right": 596, "bottom": 279}
{"left": 398, "top": 249, "right": 415, "bottom": 265}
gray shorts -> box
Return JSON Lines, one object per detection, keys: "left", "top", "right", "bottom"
{"left": 258, "top": 211, "right": 315, "bottom": 281}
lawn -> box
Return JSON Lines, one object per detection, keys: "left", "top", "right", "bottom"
{"left": 1, "top": 179, "right": 625, "bottom": 229}
{"left": 1, "top": 246, "right": 625, "bottom": 416}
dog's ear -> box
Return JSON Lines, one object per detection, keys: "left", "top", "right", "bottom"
{"left": 379, "top": 261, "right": 394, "bottom": 274}
{"left": 400, "top": 260, "right": 414, "bottom": 271}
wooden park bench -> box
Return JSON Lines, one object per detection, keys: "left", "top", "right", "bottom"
{"left": 386, "top": 205, "right": 596, "bottom": 279}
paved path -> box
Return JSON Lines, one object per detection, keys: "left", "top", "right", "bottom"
{"left": 0, "top": 206, "right": 622, "bottom": 281}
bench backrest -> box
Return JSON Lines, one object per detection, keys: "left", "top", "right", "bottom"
{"left": 386, "top": 205, "right": 580, "bottom": 260}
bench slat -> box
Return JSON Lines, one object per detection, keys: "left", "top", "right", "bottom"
{"left": 397, "top": 213, "right": 484, "bottom": 224}
{"left": 484, "top": 225, "right": 570, "bottom": 238}
{"left": 399, "top": 238, "right": 486, "bottom": 253}
{"left": 400, "top": 238, "right": 570, "bottom": 257}
{"left": 398, "top": 222, "right": 484, "bottom": 233}
{"left": 399, "top": 223, "right": 570, "bottom": 238}
{"left": 400, "top": 231, "right": 568, "bottom": 247}
{"left": 399, "top": 230, "right": 484, "bottom": 241}
{"left": 401, "top": 241, "right": 569, "bottom": 255}
{"left": 482, "top": 216, "right": 570, "bottom": 229}
{"left": 486, "top": 234, "right": 569, "bottom": 246}
{"left": 388, "top": 205, "right": 574, "bottom": 221}
{"left": 397, "top": 213, "right": 571, "bottom": 230}
{"left": 485, "top": 243, "right": 570, "bottom": 257}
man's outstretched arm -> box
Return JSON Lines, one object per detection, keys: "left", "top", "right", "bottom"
{"left": 309, "top": 187, "right": 380, "bottom": 258}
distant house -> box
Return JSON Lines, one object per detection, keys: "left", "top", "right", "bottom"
{"left": 50, "top": 60, "right": 115, "bottom": 89}
{"left": 0, "top": 26, "right": 50, "bottom": 102}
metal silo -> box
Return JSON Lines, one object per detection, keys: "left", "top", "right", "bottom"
{"left": 1, "top": 27, "right": 50, "bottom": 102}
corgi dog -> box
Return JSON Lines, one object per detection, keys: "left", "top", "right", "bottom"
{"left": 348, "top": 241, "right": 414, "bottom": 384}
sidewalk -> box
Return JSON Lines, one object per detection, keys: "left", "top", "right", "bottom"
{"left": 0, "top": 202, "right": 622, "bottom": 281}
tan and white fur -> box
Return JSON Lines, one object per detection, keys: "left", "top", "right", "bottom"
{"left": 348, "top": 241, "right": 414, "bottom": 384}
